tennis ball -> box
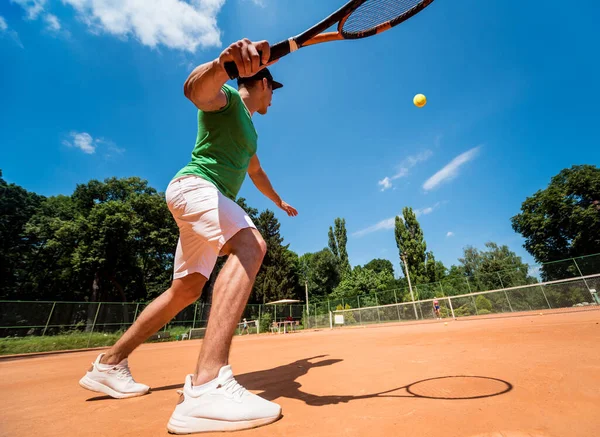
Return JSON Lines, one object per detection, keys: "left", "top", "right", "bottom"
{"left": 413, "top": 93, "right": 427, "bottom": 108}
{"left": 444, "top": 322, "right": 448, "bottom": 326}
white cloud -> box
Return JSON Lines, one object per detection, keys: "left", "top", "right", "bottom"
{"left": 247, "top": 0, "right": 266, "bottom": 6}
{"left": 352, "top": 202, "right": 442, "bottom": 238}
{"left": 446, "top": 231, "right": 454, "bottom": 237}
{"left": 423, "top": 146, "right": 480, "bottom": 191}
{"left": 379, "top": 150, "right": 433, "bottom": 191}
{"left": 63, "top": 132, "right": 124, "bottom": 157}
{"left": 11, "top": 0, "right": 47, "bottom": 20}
{"left": 63, "top": 132, "right": 97, "bottom": 154}
{"left": 61, "top": 0, "right": 226, "bottom": 52}
{"left": 352, "top": 217, "right": 396, "bottom": 238}
{"left": 44, "top": 13, "right": 61, "bottom": 31}
{"left": 0, "top": 15, "right": 25, "bottom": 48}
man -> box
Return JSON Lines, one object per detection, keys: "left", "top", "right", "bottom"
{"left": 79, "top": 38, "right": 297, "bottom": 434}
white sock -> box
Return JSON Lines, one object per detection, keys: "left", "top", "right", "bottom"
{"left": 192, "top": 377, "right": 219, "bottom": 395}
{"left": 96, "top": 362, "right": 115, "bottom": 371}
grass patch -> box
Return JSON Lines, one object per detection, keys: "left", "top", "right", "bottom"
{"left": 0, "top": 324, "right": 274, "bottom": 356}
{"left": 0, "top": 326, "right": 194, "bottom": 356}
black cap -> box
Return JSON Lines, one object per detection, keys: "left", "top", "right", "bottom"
{"left": 237, "top": 67, "right": 283, "bottom": 90}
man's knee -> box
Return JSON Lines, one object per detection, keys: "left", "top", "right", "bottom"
{"left": 226, "top": 228, "right": 267, "bottom": 261}
{"left": 172, "top": 273, "right": 207, "bottom": 301}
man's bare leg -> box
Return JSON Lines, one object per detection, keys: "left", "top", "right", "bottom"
{"left": 192, "top": 228, "right": 266, "bottom": 385}
{"left": 101, "top": 273, "right": 207, "bottom": 364}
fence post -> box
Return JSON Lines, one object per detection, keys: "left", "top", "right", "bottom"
{"left": 375, "top": 294, "right": 381, "bottom": 323}
{"left": 192, "top": 303, "right": 198, "bottom": 329}
{"left": 471, "top": 296, "right": 479, "bottom": 315}
{"left": 393, "top": 290, "right": 401, "bottom": 321}
{"left": 42, "top": 302, "right": 56, "bottom": 336}
{"left": 503, "top": 290, "right": 514, "bottom": 312}
{"left": 133, "top": 303, "right": 140, "bottom": 322}
{"left": 496, "top": 272, "right": 505, "bottom": 289}
{"left": 573, "top": 258, "right": 594, "bottom": 300}
{"left": 539, "top": 285, "right": 552, "bottom": 309}
{"left": 357, "top": 296, "right": 361, "bottom": 308}
{"left": 465, "top": 277, "right": 472, "bottom": 293}
{"left": 86, "top": 303, "right": 102, "bottom": 348}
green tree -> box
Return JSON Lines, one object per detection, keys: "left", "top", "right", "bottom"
{"left": 328, "top": 218, "right": 351, "bottom": 277}
{"left": 394, "top": 207, "right": 433, "bottom": 285}
{"left": 328, "top": 227, "right": 339, "bottom": 259}
{"left": 299, "top": 248, "right": 340, "bottom": 299}
{"left": 363, "top": 258, "right": 395, "bottom": 276}
{"left": 252, "top": 210, "right": 301, "bottom": 304}
{"left": 23, "top": 177, "right": 178, "bottom": 303}
{"left": 458, "top": 242, "right": 537, "bottom": 291}
{"left": 0, "top": 170, "right": 45, "bottom": 299}
{"left": 511, "top": 165, "right": 600, "bottom": 279}
{"left": 330, "top": 266, "right": 394, "bottom": 300}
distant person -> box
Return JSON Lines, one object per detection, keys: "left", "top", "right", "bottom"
{"left": 433, "top": 298, "right": 441, "bottom": 319}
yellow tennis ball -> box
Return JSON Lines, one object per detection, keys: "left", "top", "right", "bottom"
{"left": 444, "top": 322, "right": 448, "bottom": 326}
{"left": 413, "top": 93, "right": 427, "bottom": 108}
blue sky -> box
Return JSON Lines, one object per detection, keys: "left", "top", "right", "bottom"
{"left": 1, "top": 0, "right": 599, "bottom": 277}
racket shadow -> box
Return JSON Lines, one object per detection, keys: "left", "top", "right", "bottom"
{"left": 236, "top": 357, "right": 513, "bottom": 406}
{"left": 85, "top": 356, "right": 513, "bottom": 405}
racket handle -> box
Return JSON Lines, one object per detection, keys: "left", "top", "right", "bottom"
{"left": 223, "top": 40, "right": 294, "bottom": 80}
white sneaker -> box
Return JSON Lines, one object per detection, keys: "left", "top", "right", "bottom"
{"left": 79, "top": 353, "right": 150, "bottom": 399}
{"left": 167, "top": 365, "right": 282, "bottom": 434}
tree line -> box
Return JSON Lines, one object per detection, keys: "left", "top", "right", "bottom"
{"left": 1, "top": 165, "right": 598, "bottom": 306}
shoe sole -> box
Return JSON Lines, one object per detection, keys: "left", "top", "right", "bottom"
{"left": 79, "top": 375, "right": 149, "bottom": 399}
{"left": 166, "top": 411, "right": 282, "bottom": 434}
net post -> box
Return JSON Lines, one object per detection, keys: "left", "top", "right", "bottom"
{"left": 86, "top": 302, "right": 102, "bottom": 348}
{"left": 329, "top": 311, "right": 333, "bottom": 330}
{"left": 447, "top": 296, "right": 456, "bottom": 319}
{"left": 42, "top": 302, "right": 56, "bottom": 337}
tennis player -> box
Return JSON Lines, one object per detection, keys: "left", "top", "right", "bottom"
{"left": 433, "top": 298, "right": 441, "bottom": 319}
{"left": 79, "top": 38, "right": 296, "bottom": 434}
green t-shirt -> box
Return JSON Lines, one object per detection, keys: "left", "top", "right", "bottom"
{"left": 173, "top": 84, "right": 258, "bottom": 200}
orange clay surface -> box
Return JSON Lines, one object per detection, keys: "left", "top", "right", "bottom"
{"left": 1, "top": 309, "right": 599, "bottom": 437}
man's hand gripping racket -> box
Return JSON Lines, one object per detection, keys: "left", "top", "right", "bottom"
{"left": 223, "top": 0, "right": 436, "bottom": 79}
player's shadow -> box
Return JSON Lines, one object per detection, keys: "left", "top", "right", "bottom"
{"left": 86, "top": 355, "right": 513, "bottom": 404}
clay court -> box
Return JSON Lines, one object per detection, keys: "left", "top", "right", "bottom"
{"left": 1, "top": 309, "right": 598, "bottom": 437}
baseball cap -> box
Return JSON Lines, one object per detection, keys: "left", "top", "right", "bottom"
{"left": 237, "top": 67, "right": 283, "bottom": 90}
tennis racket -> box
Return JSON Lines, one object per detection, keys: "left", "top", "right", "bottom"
{"left": 224, "top": 0, "right": 436, "bottom": 79}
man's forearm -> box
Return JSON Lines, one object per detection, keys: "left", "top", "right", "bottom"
{"left": 183, "top": 59, "right": 229, "bottom": 107}
{"left": 250, "top": 170, "right": 281, "bottom": 205}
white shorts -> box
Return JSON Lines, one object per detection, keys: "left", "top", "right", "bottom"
{"left": 165, "top": 175, "right": 256, "bottom": 279}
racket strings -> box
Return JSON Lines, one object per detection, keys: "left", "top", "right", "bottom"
{"left": 342, "top": 0, "right": 426, "bottom": 36}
